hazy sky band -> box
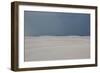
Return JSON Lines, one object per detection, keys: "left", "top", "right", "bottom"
{"left": 24, "top": 11, "right": 90, "bottom": 36}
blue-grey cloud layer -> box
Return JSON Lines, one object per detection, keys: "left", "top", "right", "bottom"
{"left": 24, "top": 11, "right": 90, "bottom": 36}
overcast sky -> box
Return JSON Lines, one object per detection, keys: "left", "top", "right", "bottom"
{"left": 24, "top": 11, "right": 90, "bottom": 36}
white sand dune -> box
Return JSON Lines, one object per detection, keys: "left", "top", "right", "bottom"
{"left": 24, "top": 36, "right": 90, "bottom": 62}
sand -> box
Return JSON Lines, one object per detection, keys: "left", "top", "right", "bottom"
{"left": 24, "top": 36, "right": 90, "bottom": 62}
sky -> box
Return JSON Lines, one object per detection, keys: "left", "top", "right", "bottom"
{"left": 24, "top": 11, "right": 90, "bottom": 36}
